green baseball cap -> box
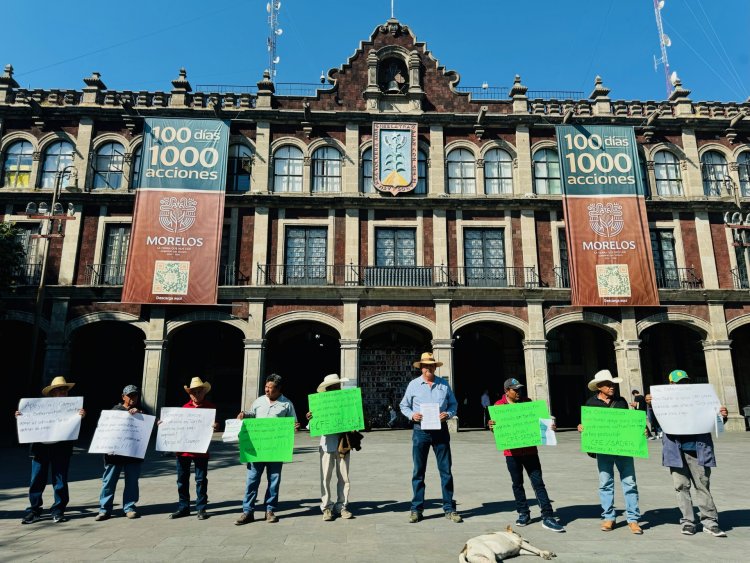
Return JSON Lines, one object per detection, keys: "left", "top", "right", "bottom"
{"left": 668, "top": 369, "right": 689, "bottom": 384}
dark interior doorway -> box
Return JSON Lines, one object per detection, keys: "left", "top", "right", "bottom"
{"left": 640, "top": 323, "right": 707, "bottom": 391}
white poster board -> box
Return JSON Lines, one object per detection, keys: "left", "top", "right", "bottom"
{"left": 156, "top": 407, "right": 216, "bottom": 453}
{"left": 88, "top": 410, "right": 156, "bottom": 459}
{"left": 17, "top": 397, "right": 84, "bottom": 444}
{"left": 420, "top": 403, "right": 441, "bottom": 430}
{"left": 650, "top": 384, "right": 721, "bottom": 435}
{"left": 222, "top": 419, "right": 242, "bottom": 443}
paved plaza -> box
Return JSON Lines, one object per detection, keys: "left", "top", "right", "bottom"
{"left": 0, "top": 429, "right": 748, "bottom": 562}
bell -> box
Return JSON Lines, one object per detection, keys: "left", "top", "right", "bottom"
{"left": 386, "top": 80, "right": 400, "bottom": 93}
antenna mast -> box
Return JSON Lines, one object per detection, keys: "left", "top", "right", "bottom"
{"left": 653, "top": 0, "right": 673, "bottom": 97}
{"left": 267, "top": 1, "right": 283, "bottom": 81}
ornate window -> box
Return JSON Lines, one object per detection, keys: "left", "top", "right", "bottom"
{"left": 739, "top": 152, "right": 750, "bottom": 197}
{"left": 447, "top": 148, "right": 476, "bottom": 194}
{"left": 532, "top": 148, "right": 561, "bottom": 194}
{"left": 273, "top": 145, "right": 303, "bottom": 192}
{"left": 700, "top": 151, "right": 729, "bottom": 197}
{"left": 40, "top": 141, "right": 75, "bottom": 189}
{"left": 483, "top": 148, "right": 513, "bottom": 194}
{"left": 653, "top": 150, "right": 682, "bottom": 195}
{"left": 464, "top": 228, "right": 506, "bottom": 286}
{"left": 650, "top": 229, "right": 678, "bottom": 288}
{"left": 284, "top": 226, "right": 327, "bottom": 285}
{"left": 227, "top": 143, "right": 253, "bottom": 192}
{"left": 101, "top": 224, "right": 131, "bottom": 285}
{"left": 93, "top": 142, "right": 125, "bottom": 189}
{"left": 2, "top": 140, "right": 33, "bottom": 188}
{"left": 311, "top": 146, "right": 342, "bottom": 193}
{"left": 376, "top": 228, "right": 416, "bottom": 266}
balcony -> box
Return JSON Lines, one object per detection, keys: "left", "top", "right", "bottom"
{"left": 553, "top": 266, "right": 570, "bottom": 288}
{"left": 219, "top": 263, "right": 249, "bottom": 286}
{"left": 655, "top": 267, "right": 702, "bottom": 289}
{"left": 731, "top": 268, "right": 750, "bottom": 289}
{"left": 257, "top": 264, "right": 350, "bottom": 286}
{"left": 440, "top": 266, "right": 541, "bottom": 288}
{"left": 12, "top": 263, "right": 42, "bottom": 285}
{"left": 84, "top": 263, "right": 126, "bottom": 285}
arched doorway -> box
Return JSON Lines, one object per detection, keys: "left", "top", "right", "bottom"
{"left": 264, "top": 321, "right": 340, "bottom": 423}
{"left": 453, "top": 322, "right": 525, "bottom": 428}
{"left": 547, "top": 324, "right": 616, "bottom": 428}
{"left": 359, "top": 322, "right": 431, "bottom": 428}
{"left": 165, "top": 322, "right": 244, "bottom": 423}
{"left": 730, "top": 323, "right": 750, "bottom": 428}
{"left": 640, "top": 323, "right": 707, "bottom": 391}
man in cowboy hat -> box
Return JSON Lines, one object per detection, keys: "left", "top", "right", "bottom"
{"left": 16, "top": 376, "right": 86, "bottom": 524}
{"left": 170, "top": 377, "right": 218, "bottom": 521}
{"left": 577, "top": 369, "right": 643, "bottom": 534}
{"left": 95, "top": 385, "right": 148, "bottom": 521}
{"left": 306, "top": 374, "right": 354, "bottom": 521}
{"left": 234, "top": 374, "right": 299, "bottom": 525}
{"left": 661, "top": 370, "right": 728, "bottom": 537}
{"left": 400, "top": 352, "right": 462, "bottom": 524}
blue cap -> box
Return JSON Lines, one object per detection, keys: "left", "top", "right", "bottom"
{"left": 504, "top": 378, "right": 524, "bottom": 390}
{"left": 122, "top": 385, "right": 140, "bottom": 395}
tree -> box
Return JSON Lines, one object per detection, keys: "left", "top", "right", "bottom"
{"left": 0, "top": 222, "right": 26, "bottom": 290}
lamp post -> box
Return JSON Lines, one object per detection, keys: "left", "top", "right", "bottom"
{"left": 27, "top": 164, "right": 79, "bottom": 393}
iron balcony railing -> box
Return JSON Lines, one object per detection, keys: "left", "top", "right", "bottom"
{"left": 455, "top": 86, "right": 585, "bottom": 100}
{"left": 12, "top": 263, "right": 42, "bottom": 285}
{"left": 439, "top": 266, "right": 541, "bottom": 288}
{"left": 219, "top": 263, "right": 249, "bottom": 286}
{"left": 85, "top": 263, "right": 126, "bottom": 285}
{"left": 655, "top": 267, "right": 702, "bottom": 289}
{"left": 257, "top": 264, "right": 351, "bottom": 286}
{"left": 553, "top": 266, "right": 571, "bottom": 288}
{"left": 731, "top": 268, "right": 750, "bottom": 289}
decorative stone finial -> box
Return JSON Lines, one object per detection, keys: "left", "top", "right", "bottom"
{"left": 509, "top": 75, "right": 528, "bottom": 98}
{"left": 589, "top": 75, "right": 610, "bottom": 100}
{"left": 0, "top": 64, "right": 19, "bottom": 88}
{"left": 171, "top": 67, "right": 192, "bottom": 92}
{"left": 257, "top": 69, "right": 275, "bottom": 93}
{"left": 669, "top": 77, "right": 691, "bottom": 101}
{"left": 83, "top": 71, "right": 106, "bottom": 90}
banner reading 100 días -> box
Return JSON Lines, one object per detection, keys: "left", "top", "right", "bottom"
{"left": 556, "top": 125, "right": 659, "bottom": 307}
{"left": 122, "top": 118, "right": 229, "bottom": 304}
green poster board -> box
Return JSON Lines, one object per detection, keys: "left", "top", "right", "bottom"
{"left": 580, "top": 407, "right": 648, "bottom": 458}
{"left": 307, "top": 388, "right": 365, "bottom": 437}
{"left": 238, "top": 417, "right": 295, "bottom": 463}
{"left": 488, "top": 401, "right": 551, "bottom": 451}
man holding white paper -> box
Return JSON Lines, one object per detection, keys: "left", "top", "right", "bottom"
{"left": 399, "top": 352, "right": 462, "bottom": 524}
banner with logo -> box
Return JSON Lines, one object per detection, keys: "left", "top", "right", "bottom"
{"left": 373, "top": 122, "right": 418, "bottom": 195}
{"left": 556, "top": 125, "right": 659, "bottom": 306}
{"left": 122, "top": 118, "right": 229, "bottom": 304}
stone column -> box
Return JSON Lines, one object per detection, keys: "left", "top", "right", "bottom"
{"left": 429, "top": 125, "right": 445, "bottom": 195}
{"left": 339, "top": 339, "right": 361, "bottom": 388}
{"left": 704, "top": 301, "right": 743, "bottom": 431}
{"left": 59, "top": 203, "right": 83, "bottom": 285}
{"left": 694, "top": 212, "right": 719, "bottom": 289}
{"left": 141, "top": 307, "right": 168, "bottom": 414}
{"left": 343, "top": 123, "right": 359, "bottom": 193}
{"left": 75, "top": 117, "right": 94, "bottom": 189}
{"left": 523, "top": 300, "right": 550, "bottom": 405}
{"left": 520, "top": 209, "right": 538, "bottom": 272}
{"left": 251, "top": 206, "right": 269, "bottom": 285}
{"left": 345, "top": 208, "right": 360, "bottom": 268}
{"left": 432, "top": 208, "right": 448, "bottom": 274}
{"left": 253, "top": 121, "right": 271, "bottom": 192}
{"left": 515, "top": 125, "right": 532, "bottom": 196}
{"left": 431, "top": 337, "right": 456, "bottom": 432}
{"left": 242, "top": 338, "right": 265, "bottom": 410}
{"left": 614, "top": 308, "right": 644, "bottom": 395}
{"left": 680, "top": 128, "right": 704, "bottom": 198}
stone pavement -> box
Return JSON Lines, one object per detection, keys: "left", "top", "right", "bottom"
{"left": 0, "top": 430, "right": 748, "bottom": 562}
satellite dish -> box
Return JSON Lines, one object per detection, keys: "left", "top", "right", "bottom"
{"left": 670, "top": 71, "right": 679, "bottom": 85}
{"left": 276, "top": 1, "right": 281, "bottom": 9}
{"left": 273, "top": 56, "right": 280, "bottom": 64}
{"left": 276, "top": 28, "right": 283, "bottom": 35}
{"left": 662, "top": 34, "right": 671, "bottom": 47}
{"left": 657, "top": 0, "right": 665, "bottom": 9}
{"left": 266, "top": 2, "right": 271, "bottom": 12}
{"left": 481, "top": 81, "right": 489, "bottom": 89}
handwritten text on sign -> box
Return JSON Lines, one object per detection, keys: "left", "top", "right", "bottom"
{"left": 239, "top": 417, "right": 295, "bottom": 463}
{"left": 580, "top": 407, "right": 648, "bottom": 458}
{"left": 89, "top": 410, "right": 156, "bottom": 459}
{"left": 488, "top": 401, "right": 551, "bottom": 451}
{"left": 156, "top": 407, "right": 215, "bottom": 453}
{"left": 17, "top": 397, "right": 83, "bottom": 444}
{"left": 650, "top": 384, "right": 720, "bottom": 435}
{"left": 307, "top": 388, "right": 365, "bottom": 437}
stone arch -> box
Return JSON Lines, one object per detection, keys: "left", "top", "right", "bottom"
{"left": 37, "top": 131, "right": 77, "bottom": 154}
{"left": 0, "top": 310, "right": 50, "bottom": 334}
{"left": 359, "top": 311, "right": 435, "bottom": 338}
{"left": 265, "top": 311, "right": 343, "bottom": 338}
{"left": 730, "top": 144, "right": 750, "bottom": 161}
{"left": 724, "top": 314, "right": 750, "bottom": 336}
{"left": 698, "top": 143, "right": 732, "bottom": 161}
{"left": 451, "top": 311, "right": 528, "bottom": 338}
{"left": 636, "top": 312, "right": 712, "bottom": 339}
{"left": 270, "top": 136, "right": 308, "bottom": 155}
{"left": 444, "top": 140, "right": 479, "bottom": 157}
{"left": 479, "top": 139, "right": 517, "bottom": 160}
{"left": 91, "top": 132, "right": 129, "bottom": 151}
{"left": 530, "top": 140, "right": 557, "bottom": 154}
{"left": 646, "top": 142, "right": 688, "bottom": 162}
{"left": 308, "top": 137, "right": 346, "bottom": 155}
{"left": 167, "top": 310, "right": 249, "bottom": 337}
{"left": 65, "top": 311, "right": 148, "bottom": 340}
{"left": 544, "top": 311, "right": 621, "bottom": 339}
{"left": 0, "top": 131, "right": 37, "bottom": 152}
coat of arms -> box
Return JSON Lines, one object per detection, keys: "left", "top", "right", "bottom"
{"left": 372, "top": 122, "right": 418, "bottom": 195}
{"left": 159, "top": 197, "right": 197, "bottom": 233}
{"left": 587, "top": 202, "right": 624, "bottom": 237}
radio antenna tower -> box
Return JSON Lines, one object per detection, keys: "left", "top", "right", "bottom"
{"left": 652, "top": 0, "right": 675, "bottom": 98}
{"left": 267, "top": 1, "right": 282, "bottom": 81}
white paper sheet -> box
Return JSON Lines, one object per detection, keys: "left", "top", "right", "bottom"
{"left": 222, "top": 419, "right": 243, "bottom": 443}
{"left": 89, "top": 410, "right": 156, "bottom": 458}
{"left": 17, "top": 397, "right": 84, "bottom": 444}
{"left": 650, "top": 384, "right": 720, "bottom": 435}
{"left": 156, "top": 407, "right": 216, "bottom": 453}
{"left": 539, "top": 418, "right": 557, "bottom": 446}
{"left": 420, "top": 402, "right": 441, "bottom": 430}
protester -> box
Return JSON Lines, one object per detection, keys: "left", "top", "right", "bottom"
{"left": 577, "top": 369, "right": 643, "bottom": 534}
{"left": 306, "top": 373, "right": 354, "bottom": 521}
{"left": 644, "top": 393, "right": 661, "bottom": 440}
{"left": 661, "top": 369, "right": 729, "bottom": 537}
{"left": 17, "top": 376, "right": 86, "bottom": 524}
{"left": 488, "top": 378, "right": 565, "bottom": 532}
{"left": 169, "top": 377, "right": 218, "bottom": 521}
{"left": 399, "top": 352, "right": 462, "bottom": 524}
{"left": 630, "top": 390, "right": 647, "bottom": 412}
{"left": 95, "top": 385, "right": 147, "bottom": 521}
{"left": 235, "top": 374, "right": 299, "bottom": 525}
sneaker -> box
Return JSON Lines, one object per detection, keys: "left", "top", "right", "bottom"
{"left": 196, "top": 511, "right": 208, "bottom": 520}
{"left": 515, "top": 513, "right": 531, "bottom": 527}
{"left": 95, "top": 513, "right": 110, "bottom": 522}
{"left": 601, "top": 520, "right": 615, "bottom": 531}
{"left": 702, "top": 524, "right": 727, "bottom": 537}
{"left": 125, "top": 511, "right": 139, "bottom": 519}
{"left": 542, "top": 518, "right": 565, "bottom": 533}
{"left": 681, "top": 522, "right": 696, "bottom": 535}
{"left": 445, "top": 511, "right": 463, "bottom": 523}
{"left": 339, "top": 508, "right": 353, "bottom": 520}
{"left": 265, "top": 511, "right": 279, "bottom": 523}
{"left": 628, "top": 522, "right": 643, "bottom": 534}
{"left": 408, "top": 511, "right": 423, "bottom": 523}
{"left": 323, "top": 508, "right": 334, "bottom": 521}
{"left": 21, "top": 511, "right": 40, "bottom": 525}
{"left": 235, "top": 512, "right": 253, "bottom": 526}
{"left": 169, "top": 509, "right": 190, "bottom": 519}
{"left": 51, "top": 514, "right": 67, "bottom": 523}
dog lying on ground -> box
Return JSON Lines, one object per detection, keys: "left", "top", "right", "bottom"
{"left": 459, "top": 526, "right": 556, "bottom": 562}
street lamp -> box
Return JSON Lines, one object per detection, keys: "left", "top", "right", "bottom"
{"left": 27, "top": 164, "right": 79, "bottom": 392}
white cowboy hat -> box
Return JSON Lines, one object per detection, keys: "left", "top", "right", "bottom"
{"left": 42, "top": 376, "right": 75, "bottom": 396}
{"left": 587, "top": 369, "right": 622, "bottom": 392}
{"left": 317, "top": 373, "right": 349, "bottom": 393}
{"left": 184, "top": 377, "right": 212, "bottom": 394}
{"left": 413, "top": 352, "right": 443, "bottom": 369}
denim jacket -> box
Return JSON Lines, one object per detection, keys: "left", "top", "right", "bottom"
{"left": 661, "top": 432, "right": 716, "bottom": 468}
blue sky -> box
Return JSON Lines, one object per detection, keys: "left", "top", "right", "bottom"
{"left": 3, "top": 0, "right": 748, "bottom": 102}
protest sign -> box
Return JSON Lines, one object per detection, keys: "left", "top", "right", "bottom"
{"left": 239, "top": 417, "right": 295, "bottom": 463}
{"left": 488, "top": 401, "right": 550, "bottom": 451}
{"left": 307, "top": 388, "right": 365, "bottom": 437}
{"left": 222, "top": 419, "right": 242, "bottom": 443}
{"left": 156, "top": 407, "right": 215, "bottom": 453}
{"left": 580, "top": 407, "right": 648, "bottom": 458}
{"left": 419, "top": 403, "right": 441, "bottom": 430}
{"left": 17, "top": 397, "right": 84, "bottom": 443}
{"left": 540, "top": 418, "right": 557, "bottom": 446}
{"left": 650, "top": 384, "right": 720, "bottom": 435}
{"left": 89, "top": 410, "right": 156, "bottom": 459}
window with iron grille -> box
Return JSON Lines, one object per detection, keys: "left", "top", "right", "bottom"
{"left": 12, "top": 223, "right": 40, "bottom": 284}
{"left": 2, "top": 140, "right": 33, "bottom": 188}
{"left": 447, "top": 148, "right": 476, "bottom": 194}
{"left": 273, "top": 145, "right": 303, "bottom": 192}
{"left": 376, "top": 228, "right": 416, "bottom": 266}
{"left": 285, "top": 226, "right": 327, "bottom": 284}
{"left": 483, "top": 149, "right": 513, "bottom": 194}
{"left": 739, "top": 152, "right": 750, "bottom": 196}
{"left": 227, "top": 144, "right": 252, "bottom": 192}
{"left": 311, "top": 146, "right": 341, "bottom": 193}
{"left": 650, "top": 229, "right": 678, "bottom": 288}
{"left": 533, "top": 148, "right": 561, "bottom": 194}
{"left": 654, "top": 150, "right": 682, "bottom": 195}
{"left": 700, "top": 151, "right": 729, "bottom": 197}
{"left": 40, "top": 141, "right": 75, "bottom": 189}
{"left": 93, "top": 142, "right": 125, "bottom": 189}
{"left": 102, "top": 224, "right": 130, "bottom": 285}
{"left": 464, "top": 228, "right": 506, "bottom": 286}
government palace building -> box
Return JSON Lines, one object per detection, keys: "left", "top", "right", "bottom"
{"left": 1, "top": 18, "right": 749, "bottom": 435}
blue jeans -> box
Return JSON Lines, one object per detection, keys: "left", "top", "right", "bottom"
{"left": 505, "top": 454, "right": 554, "bottom": 518}
{"left": 597, "top": 454, "right": 640, "bottom": 522}
{"left": 411, "top": 427, "right": 455, "bottom": 513}
{"left": 243, "top": 462, "right": 283, "bottom": 514}
{"left": 176, "top": 456, "right": 209, "bottom": 512}
{"left": 27, "top": 449, "right": 71, "bottom": 517}
{"left": 99, "top": 462, "right": 142, "bottom": 514}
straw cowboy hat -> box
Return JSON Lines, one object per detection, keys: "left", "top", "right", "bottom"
{"left": 42, "top": 376, "right": 76, "bottom": 396}
{"left": 317, "top": 373, "right": 349, "bottom": 393}
{"left": 413, "top": 352, "right": 443, "bottom": 369}
{"left": 184, "top": 377, "right": 212, "bottom": 394}
{"left": 587, "top": 369, "right": 622, "bottom": 392}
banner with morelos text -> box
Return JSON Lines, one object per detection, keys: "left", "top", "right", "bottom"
{"left": 556, "top": 125, "right": 659, "bottom": 306}
{"left": 122, "top": 118, "right": 229, "bottom": 304}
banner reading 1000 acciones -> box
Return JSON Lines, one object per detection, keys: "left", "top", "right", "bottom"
{"left": 122, "top": 118, "right": 229, "bottom": 304}
{"left": 556, "top": 125, "right": 659, "bottom": 307}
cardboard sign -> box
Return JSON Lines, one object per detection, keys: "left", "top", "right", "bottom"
{"left": 239, "top": 417, "right": 295, "bottom": 463}
{"left": 580, "top": 406, "right": 648, "bottom": 458}
{"left": 17, "top": 397, "right": 84, "bottom": 443}
{"left": 307, "top": 388, "right": 365, "bottom": 437}
{"left": 489, "top": 401, "right": 551, "bottom": 450}
{"left": 89, "top": 410, "right": 156, "bottom": 459}
{"left": 650, "top": 384, "right": 721, "bottom": 435}
{"left": 156, "top": 407, "right": 215, "bottom": 453}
